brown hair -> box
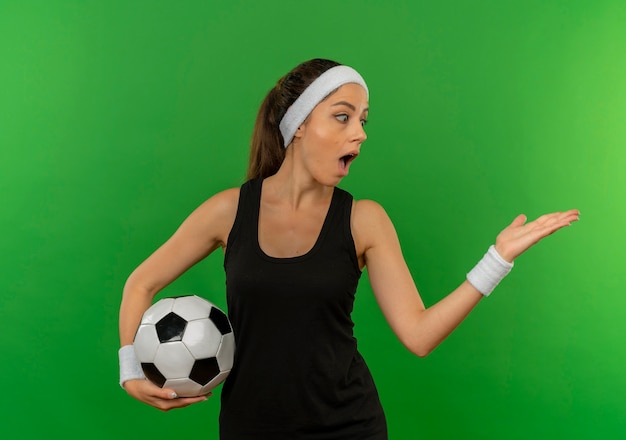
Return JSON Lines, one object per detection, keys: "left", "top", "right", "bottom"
{"left": 246, "top": 58, "right": 341, "bottom": 180}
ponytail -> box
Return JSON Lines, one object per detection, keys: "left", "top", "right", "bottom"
{"left": 247, "top": 86, "right": 285, "bottom": 180}
{"left": 247, "top": 59, "right": 341, "bottom": 180}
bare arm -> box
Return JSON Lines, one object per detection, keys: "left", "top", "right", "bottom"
{"left": 352, "top": 200, "right": 579, "bottom": 357}
{"left": 119, "top": 188, "right": 239, "bottom": 410}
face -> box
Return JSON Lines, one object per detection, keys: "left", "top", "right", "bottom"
{"left": 293, "top": 83, "right": 369, "bottom": 186}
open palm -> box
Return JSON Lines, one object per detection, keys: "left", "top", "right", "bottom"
{"left": 494, "top": 209, "right": 580, "bottom": 262}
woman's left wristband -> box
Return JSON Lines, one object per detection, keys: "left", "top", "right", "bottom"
{"left": 119, "top": 345, "right": 145, "bottom": 388}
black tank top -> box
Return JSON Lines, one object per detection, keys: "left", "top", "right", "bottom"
{"left": 220, "top": 178, "right": 387, "bottom": 440}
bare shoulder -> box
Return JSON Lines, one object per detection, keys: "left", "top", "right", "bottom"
{"left": 199, "top": 187, "right": 240, "bottom": 214}
{"left": 352, "top": 199, "right": 393, "bottom": 229}
{"left": 353, "top": 198, "right": 387, "bottom": 217}
{"left": 181, "top": 187, "right": 241, "bottom": 248}
{"left": 351, "top": 199, "right": 397, "bottom": 257}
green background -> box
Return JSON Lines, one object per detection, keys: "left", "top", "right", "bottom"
{"left": 1, "top": 0, "right": 624, "bottom": 438}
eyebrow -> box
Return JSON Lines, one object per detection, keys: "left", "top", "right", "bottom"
{"left": 331, "top": 101, "right": 369, "bottom": 113}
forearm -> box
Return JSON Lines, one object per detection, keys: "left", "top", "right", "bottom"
{"left": 408, "top": 280, "right": 483, "bottom": 357}
{"left": 118, "top": 275, "right": 158, "bottom": 388}
{"left": 406, "top": 246, "right": 512, "bottom": 356}
{"left": 119, "top": 278, "right": 156, "bottom": 346}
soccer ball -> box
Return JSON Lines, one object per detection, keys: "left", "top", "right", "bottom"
{"left": 133, "top": 295, "right": 235, "bottom": 397}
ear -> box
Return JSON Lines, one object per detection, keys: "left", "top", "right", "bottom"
{"left": 293, "top": 124, "right": 305, "bottom": 139}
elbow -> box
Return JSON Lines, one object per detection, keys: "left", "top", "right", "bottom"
{"left": 410, "top": 344, "right": 434, "bottom": 358}
{"left": 394, "top": 311, "right": 441, "bottom": 358}
{"left": 401, "top": 336, "right": 436, "bottom": 358}
{"left": 123, "top": 270, "right": 159, "bottom": 300}
{"left": 413, "top": 348, "right": 432, "bottom": 358}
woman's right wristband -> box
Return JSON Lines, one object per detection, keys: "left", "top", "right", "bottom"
{"left": 119, "top": 345, "right": 145, "bottom": 388}
{"left": 466, "top": 245, "right": 514, "bottom": 297}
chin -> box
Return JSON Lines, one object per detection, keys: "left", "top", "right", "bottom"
{"left": 328, "top": 176, "right": 345, "bottom": 187}
{"left": 314, "top": 175, "right": 343, "bottom": 188}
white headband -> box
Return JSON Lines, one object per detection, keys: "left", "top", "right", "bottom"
{"left": 278, "top": 65, "right": 369, "bottom": 147}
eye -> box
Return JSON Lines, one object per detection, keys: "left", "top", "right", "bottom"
{"left": 360, "top": 119, "right": 368, "bottom": 127}
{"left": 334, "top": 114, "right": 349, "bottom": 123}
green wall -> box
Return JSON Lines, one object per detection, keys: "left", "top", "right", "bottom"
{"left": 1, "top": 1, "right": 624, "bottom": 438}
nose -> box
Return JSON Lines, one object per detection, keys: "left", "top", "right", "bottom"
{"left": 353, "top": 121, "right": 367, "bottom": 144}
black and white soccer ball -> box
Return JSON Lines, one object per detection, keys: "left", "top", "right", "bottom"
{"left": 133, "top": 295, "right": 235, "bottom": 397}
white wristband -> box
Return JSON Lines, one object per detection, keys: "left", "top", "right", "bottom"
{"left": 466, "top": 245, "right": 513, "bottom": 296}
{"left": 119, "top": 345, "right": 145, "bottom": 388}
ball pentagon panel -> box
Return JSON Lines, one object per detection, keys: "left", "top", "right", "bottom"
{"left": 209, "top": 306, "right": 233, "bottom": 335}
{"left": 200, "top": 370, "right": 231, "bottom": 396}
{"left": 155, "top": 312, "right": 187, "bottom": 343}
{"left": 142, "top": 363, "right": 167, "bottom": 387}
{"left": 189, "top": 357, "right": 221, "bottom": 386}
{"left": 216, "top": 332, "right": 236, "bottom": 371}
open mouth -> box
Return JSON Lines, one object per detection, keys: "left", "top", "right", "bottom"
{"left": 340, "top": 153, "right": 357, "bottom": 168}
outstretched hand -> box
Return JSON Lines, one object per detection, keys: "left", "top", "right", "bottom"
{"left": 494, "top": 209, "right": 580, "bottom": 262}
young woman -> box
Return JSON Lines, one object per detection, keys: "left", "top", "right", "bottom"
{"left": 119, "top": 58, "right": 579, "bottom": 439}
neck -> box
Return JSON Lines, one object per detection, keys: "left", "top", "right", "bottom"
{"left": 263, "top": 147, "right": 333, "bottom": 209}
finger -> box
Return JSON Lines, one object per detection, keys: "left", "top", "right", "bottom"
{"left": 159, "top": 387, "right": 212, "bottom": 400}
{"left": 151, "top": 394, "right": 209, "bottom": 412}
{"left": 548, "top": 210, "right": 580, "bottom": 228}
{"left": 165, "top": 395, "right": 209, "bottom": 409}
{"left": 530, "top": 217, "right": 577, "bottom": 239}
{"left": 510, "top": 214, "right": 527, "bottom": 228}
{"left": 564, "top": 210, "right": 580, "bottom": 222}
{"left": 551, "top": 210, "right": 579, "bottom": 221}
{"left": 177, "top": 395, "right": 210, "bottom": 405}
{"left": 528, "top": 211, "right": 577, "bottom": 230}
{"left": 538, "top": 209, "right": 580, "bottom": 224}
{"left": 159, "top": 387, "right": 180, "bottom": 400}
